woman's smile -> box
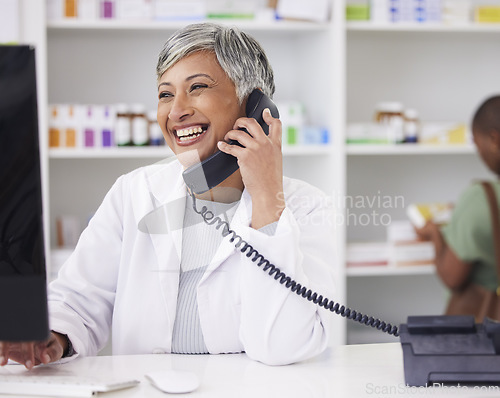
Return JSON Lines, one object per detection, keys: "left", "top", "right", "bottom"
{"left": 173, "top": 124, "right": 209, "bottom": 146}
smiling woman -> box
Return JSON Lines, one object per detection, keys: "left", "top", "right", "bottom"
{"left": 157, "top": 52, "right": 245, "bottom": 168}
{"left": 154, "top": 23, "right": 284, "bottom": 220}
{"left": 0, "top": 22, "right": 337, "bottom": 369}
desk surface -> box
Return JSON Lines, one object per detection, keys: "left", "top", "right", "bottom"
{"left": 1, "top": 343, "right": 499, "bottom": 398}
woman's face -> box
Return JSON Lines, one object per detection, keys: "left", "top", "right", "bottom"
{"left": 157, "top": 51, "right": 245, "bottom": 168}
{"left": 473, "top": 129, "right": 500, "bottom": 176}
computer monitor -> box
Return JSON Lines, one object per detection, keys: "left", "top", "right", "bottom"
{"left": 0, "top": 45, "right": 49, "bottom": 341}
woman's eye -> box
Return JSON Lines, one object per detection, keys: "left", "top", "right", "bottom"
{"left": 159, "top": 92, "right": 172, "bottom": 100}
{"left": 190, "top": 84, "right": 208, "bottom": 92}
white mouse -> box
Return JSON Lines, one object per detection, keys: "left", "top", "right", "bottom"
{"left": 145, "top": 369, "right": 200, "bottom": 394}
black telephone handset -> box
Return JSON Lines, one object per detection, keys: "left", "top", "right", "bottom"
{"left": 182, "top": 89, "right": 279, "bottom": 195}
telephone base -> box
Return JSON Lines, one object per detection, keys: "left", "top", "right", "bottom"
{"left": 399, "top": 315, "right": 500, "bottom": 387}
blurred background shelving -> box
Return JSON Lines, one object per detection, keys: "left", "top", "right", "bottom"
{"left": 13, "top": 0, "right": 500, "bottom": 346}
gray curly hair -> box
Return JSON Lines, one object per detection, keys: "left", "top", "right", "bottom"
{"left": 156, "top": 22, "right": 275, "bottom": 104}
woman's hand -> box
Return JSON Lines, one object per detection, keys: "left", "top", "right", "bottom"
{"left": 0, "top": 332, "right": 67, "bottom": 370}
{"left": 414, "top": 220, "right": 439, "bottom": 241}
{"left": 218, "top": 108, "right": 285, "bottom": 229}
{"left": 414, "top": 220, "right": 472, "bottom": 289}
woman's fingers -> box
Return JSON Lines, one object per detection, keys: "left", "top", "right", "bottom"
{"left": 20, "top": 342, "right": 35, "bottom": 370}
{"left": 262, "top": 108, "right": 282, "bottom": 146}
{"left": 0, "top": 333, "right": 65, "bottom": 369}
{"left": 34, "top": 341, "right": 51, "bottom": 365}
{"left": 222, "top": 129, "right": 258, "bottom": 149}
{"left": 0, "top": 341, "right": 9, "bottom": 366}
{"left": 44, "top": 333, "right": 65, "bottom": 363}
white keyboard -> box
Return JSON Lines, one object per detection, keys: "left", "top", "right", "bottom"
{"left": 0, "top": 374, "right": 140, "bottom": 397}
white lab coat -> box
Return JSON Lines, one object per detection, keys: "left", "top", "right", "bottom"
{"left": 48, "top": 159, "right": 336, "bottom": 366}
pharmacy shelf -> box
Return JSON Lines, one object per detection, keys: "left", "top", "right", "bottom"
{"left": 346, "top": 264, "right": 435, "bottom": 277}
{"left": 47, "top": 18, "right": 330, "bottom": 32}
{"left": 346, "top": 143, "right": 476, "bottom": 155}
{"left": 282, "top": 145, "right": 333, "bottom": 156}
{"left": 48, "top": 145, "right": 332, "bottom": 159}
{"left": 346, "top": 21, "right": 500, "bottom": 33}
{"left": 48, "top": 147, "right": 174, "bottom": 159}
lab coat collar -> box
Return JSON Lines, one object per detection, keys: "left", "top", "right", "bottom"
{"left": 147, "top": 158, "right": 186, "bottom": 205}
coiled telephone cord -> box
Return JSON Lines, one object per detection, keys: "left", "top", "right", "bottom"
{"left": 190, "top": 190, "right": 399, "bottom": 337}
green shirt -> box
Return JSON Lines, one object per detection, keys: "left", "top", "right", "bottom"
{"left": 441, "top": 181, "right": 500, "bottom": 292}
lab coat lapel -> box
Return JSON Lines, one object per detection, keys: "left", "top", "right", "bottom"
{"left": 201, "top": 189, "right": 253, "bottom": 283}
{"left": 152, "top": 163, "right": 186, "bottom": 270}
{"left": 134, "top": 160, "right": 186, "bottom": 330}
{"left": 134, "top": 160, "right": 186, "bottom": 272}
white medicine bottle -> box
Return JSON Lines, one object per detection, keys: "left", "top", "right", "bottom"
{"left": 115, "top": 103, "right": 132, "bottom": 146}
{"left": 375, "top": 102, "right": 405, "bottom": 144}
{"left": 131, "top": 103, "right": 149, "bottom": 146}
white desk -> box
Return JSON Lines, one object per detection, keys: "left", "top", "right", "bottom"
{"left": 1, "top": 343, "right": 499, "bottom": 398}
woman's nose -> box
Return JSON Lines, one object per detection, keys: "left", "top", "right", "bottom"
{"left": 168, "top": 94, "right": 193, "bottom": 121}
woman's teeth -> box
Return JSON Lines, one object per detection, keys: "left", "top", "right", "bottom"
{"left": 176, "top": 126, "right": 204, "bottom": 141}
